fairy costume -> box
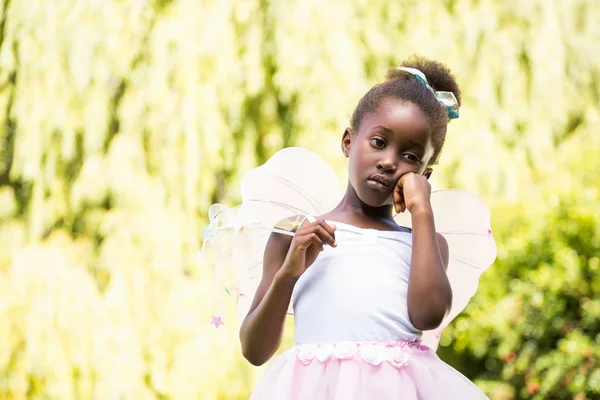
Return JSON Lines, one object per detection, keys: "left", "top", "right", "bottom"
{"left": 203, "top": 69, "right": 496, "bottom": 399}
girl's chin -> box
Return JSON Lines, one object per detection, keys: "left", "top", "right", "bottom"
{"left": 357, "top": 192, "right": 394, "bottom": 208}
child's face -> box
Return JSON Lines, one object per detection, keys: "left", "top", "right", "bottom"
{"left": 343, "top": 100, "right": 435, "bottom": 207}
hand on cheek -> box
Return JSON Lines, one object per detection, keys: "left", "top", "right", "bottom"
{"left": 393, "top": 173, "right": 432, "bottom": 214}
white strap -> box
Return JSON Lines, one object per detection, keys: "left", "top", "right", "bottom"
{"left": 295, "top": 215, "right": 316, "bottom": 232}
{"left": 299, "top": 215, "right": 316, "bottom": 227}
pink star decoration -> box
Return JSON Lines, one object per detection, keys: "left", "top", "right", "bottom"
{"left": 211, "top": 316, "right": 224, "bottom": 328}
{"left": 230, "top": 285, "right": 245, "bottom": 297}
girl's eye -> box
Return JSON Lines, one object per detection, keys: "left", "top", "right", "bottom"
{"left": 371, "top": 138, "right": 386, "bottom": 148}
{"left": 403, "top": 153, "right": 421, "bottom": 163}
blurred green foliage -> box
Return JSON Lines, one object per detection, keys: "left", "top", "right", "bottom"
{"left": 440, "top": 183, "right": 600, "bottom": 399}
{"left": 0, "top": 0, "right": 599, "bottom": 398}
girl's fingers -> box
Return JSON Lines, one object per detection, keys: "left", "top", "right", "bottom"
{"left": 393, "top": 186, "right": 400, "bottom": 205}
{"left": 298, "top": 219, "right": 335, "bottom": 235}
{"left": 314, "top": 225, "right": 336, "bottom": 247}
{"left": 317, "top": 220, "right": 336, "bottom": 240}
{"left": 308, "top": 233, "right": 325, "bottom": 251}
{"left": 298, "top": 222, "right": 336, "bottom": 247}
{"left": 394, "top": 176, "right": 407, "bottom": 213}
{"left": 395, "top": 185, "right": 405, "bottom": 214}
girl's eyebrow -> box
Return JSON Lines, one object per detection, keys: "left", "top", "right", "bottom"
{"left": 408, "top": 140, "right": 425, "bottom": 151}
{"left": 371, "top": 126, "right": 425, "bottom": 151}
{"left": 372, "top": 125, "right": 392, "bottom": 133}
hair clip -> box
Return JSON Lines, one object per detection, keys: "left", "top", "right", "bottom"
{"left": 396, "top": 67, "right": 460, "bottom": 119}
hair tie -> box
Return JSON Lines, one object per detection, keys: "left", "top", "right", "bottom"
{"left": 396, "top": 67, "right": 460, "bottom": 120}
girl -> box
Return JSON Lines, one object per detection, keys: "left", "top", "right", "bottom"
{"left": 211, "top": 56, "right": 493, "bottom": 399}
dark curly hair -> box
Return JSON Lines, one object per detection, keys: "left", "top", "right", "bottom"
{"left": 350, "top": 56, "right": 462, "bottom": 165}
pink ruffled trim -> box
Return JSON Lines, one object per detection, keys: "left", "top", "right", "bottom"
{"left": 285, "top": 341, "right": 430, "bottom": 368}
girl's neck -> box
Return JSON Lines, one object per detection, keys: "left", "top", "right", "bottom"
{"left": 330, "top": 183, "right": 395, "bottom": 222}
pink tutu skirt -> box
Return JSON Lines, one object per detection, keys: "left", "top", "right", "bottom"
{"left": 251, "top": 341, "right": 488, "bottom": 399}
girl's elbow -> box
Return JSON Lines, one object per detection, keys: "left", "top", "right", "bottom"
{"left": 240, "top": 335, "right": 269, "bottom": 366}
{"left": 242, "top": 347, "right": 268, "bottom": 366}
{"left": 412, "top": 295, "right": 452, "bottom": 331}
{"left": 239, "top": 326, "right": 273, "bottom": 366}
{"left": 412, "top": 314, "right": 445, "bottom": 331}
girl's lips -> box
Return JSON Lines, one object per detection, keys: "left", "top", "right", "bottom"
{"left": 367, "top": 179, "right": 389, "bottom": 191}
{"left": 367, "top": 174, "right": 392, "bottom": 188}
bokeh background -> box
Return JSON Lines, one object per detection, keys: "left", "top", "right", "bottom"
{"left": 1, "top": 0, "right": 599, "bottom": 399}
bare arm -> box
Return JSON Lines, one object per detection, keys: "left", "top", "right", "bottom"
{"left": 239, "top": 232, "right": 295, "bottom": 366}
{"left": 394, "top": 173, "right": 452, "bottom": 331}
{"left": 407, "top": 206, "right": 452, "bottom": 331}
{"left": 239, "top": 219, "right": 336, "bottom": 366}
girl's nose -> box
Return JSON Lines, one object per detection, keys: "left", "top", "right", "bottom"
{"left": 377, "top": 159, "right": 397, "bottom": 173}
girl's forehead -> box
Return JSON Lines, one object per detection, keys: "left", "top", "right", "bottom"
{"left": 359, "top": 101, "right": 432, "bottom": 140}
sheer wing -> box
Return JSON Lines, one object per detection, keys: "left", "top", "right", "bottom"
{"left": 394, "top": 190, "right": 497, "bottom": 350}
{"left": 204, "top": 147, "right": 343, "bottom": 320}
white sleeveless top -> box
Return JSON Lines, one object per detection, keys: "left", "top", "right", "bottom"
{"left": 292, "top": 221, "right": 422, "bottom": 344}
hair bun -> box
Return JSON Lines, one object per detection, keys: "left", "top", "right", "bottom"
{"left": 386, "top": 56, "right": 461, "bottom": 107}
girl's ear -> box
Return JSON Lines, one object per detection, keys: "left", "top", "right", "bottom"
{"left": 341, "top": 128, "right": 353, "bottom": 158}
{"left": 424, "top": 168, "right": 433, "bottom": 179}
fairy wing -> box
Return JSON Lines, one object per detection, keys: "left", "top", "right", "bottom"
{"left": 394, "top": 190, "right": 497, "bottom": 350}
{"left": 205, "top": 147, "right": 344, "bottom": 320}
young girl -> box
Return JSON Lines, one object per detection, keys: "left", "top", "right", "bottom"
{"left": 208, "top": 56, "right": 494, "bottom": 399}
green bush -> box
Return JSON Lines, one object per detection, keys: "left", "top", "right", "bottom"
{"left": 441, "top": 190, "right": 600, "bottom": 399}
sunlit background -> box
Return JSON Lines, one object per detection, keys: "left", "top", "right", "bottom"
{"left": 0, "top": 0, "right": 599, "bottom": 399}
